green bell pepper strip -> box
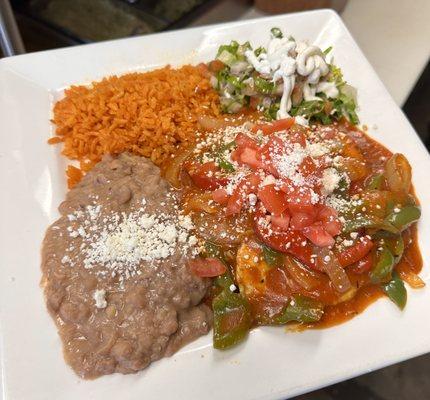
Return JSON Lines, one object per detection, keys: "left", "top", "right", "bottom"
{"left": 373, "top": 232, "right": 404, "bottom": 262}
{"left": 366, "top": 174, "right": 385, "bottom": 190}
{"left": 385, "top": 235, "right": 404, "bottom": 258}
{"left": 213, "top": 288, "right": 252, "bottom": 349}
{"left": 262, "top": 244, "right": 285, "bottom": 267}
{"left": 207, "top": 240, "right": 253, "bottom": 349}
{"left": 342, "top": 216, "right": 398, "bottom": 234}
{"left": 381, "top": 272, "right": 407, "bottom": 310}
{"left": 370, "top": 246, "right": 395, "bottom": 283}
{"left": 273, "top": 295, "right": 324, "bottom": 324}
{"left": 385, "top": 205, "right": 421, "bottom": 231}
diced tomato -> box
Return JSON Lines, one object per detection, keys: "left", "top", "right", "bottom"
{"left": 226, "top": 173, "right": 261, "bottom": 216}
{"left": 271, "top": 213, "right": 290, "bottom": 230}
{"left": 288, "top": 129, "right": 307, "bottom": 148}
{"left": 290, "top": 212, "right": 315, "bottom": 230}
{"left": 337, "top": 236, "right": 374, "bottom": 267}
{"left": 249, "top": 97, "right": 260, "bottom": 110}
{"left": 298, "top": 156, "right": 317, "bottom": 177}
{"left": 186, "top": 161, "right": 228, "bottom": 191}
{"left": 256, "top": 136, "right": 287, "bottom": 176}
{"left": 247, "top": 172, "right": 262, "bottom": 187}
{"left": 251, "top": 118, "right": 295, "bottom": 136}
{"left": 253, "top": 209, "right": 316, "bottom": 269}
{"left": 302, "top": 223, "right": 335, "bottom": 247}
{"left": 349, "top": 252, "right": 373, "bottom": 274}
{"left": 188, "top": 257, "right": 227, "bottom": 277}
{"left": 208, "top": 59, "right": 225, "bottom": 73}
{"left": 231, "top": 133, "right": 262, "bottom": 169}
{"left": 317, "top": 205, "right": 342, "bottom": 236}
{"left": 279, "top": 181, "right": 315, "bottom": 215}
{"left": 257, "top": 184, "right": 289, "bottom": 215}
{"left": 235, "top": 133, "right": 259, "bottom": 150}
{"left": 212, "top": 188, "right": 229, "bottom": 205}
{"left": 315, "top": 125, "right": 338, "bottom": 140}
{"left": 239, "top": 147, "right": 263, "bottom": 170}
{"left": 230, "top": 148, "right": 242, "bottom": 163}
{"left": 226, "top": 194, "right": 243, "bottom": 216}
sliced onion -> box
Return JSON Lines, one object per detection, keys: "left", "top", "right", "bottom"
{"left": 284, "top": 256, "right": 321, "bottom": 291}
{"left": 398, "top": 269, "right": 425, "bottom": 289}
{"left": 163, "top": 147, "right": 194, "bottom": 188}
{"left": 183, "top": 192, "right": 218, "bottom": 214}
{"left": 317, "top": 248, "right": 352, "bottom": 293}
{"left": 384, "top": 153, "right": 412, "bottom": 193}
{"left": 197, "top": 116, "right": 230, "bottom": 132}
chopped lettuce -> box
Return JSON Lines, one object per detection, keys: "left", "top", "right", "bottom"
{"left": 210, "top": 30, "right": 360, "bottom": 125}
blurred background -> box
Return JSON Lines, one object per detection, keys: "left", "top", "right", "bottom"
{"left": 0, "top": 0, "right": 429, "bottom": 399}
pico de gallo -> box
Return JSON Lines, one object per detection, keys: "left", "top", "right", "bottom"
{"left": 163, "top": 116, "right": 423, "bottom": 350}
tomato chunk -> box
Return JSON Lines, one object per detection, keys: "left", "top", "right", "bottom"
{"left": 251, "top": 118, "right": 295, "bottom": 136}
{"left": 188, "top": 257, "right": 226, "bottom": 277}
{"left": 298, "top": 156, "right": 317, "bottom": 177}
{"left": 226, "top": 173, "right": 261, "bottom": 216}
{"left": 349, "top": 252, "right": 373, "bottom": 274}
{"left": 257, "top": 184, "right": 289, "bottom": 215}
{"left": 208, "top": 59, "right": 225, "bottom": 73}
{"left": 302, "top": 223, "right": 335, "bottom": 247}
{"left": 290, "top": 212, "right": 315, "bottom": 230}
{"left": 212, "top": 188, "right": 229, "bottom": 205}
{"left": 271, "top": 213, "right": 290, "bottom": 230}
{"left": 235, "top": 133, "right": 259, "bottom": 150}
{"left": 280, "top": 181, "right": 315, "bottom": 214}
{"left": 186, "top": 161, "right": 227, "bottom": 191}
{"left": 337, "top": 236, "right": 374, "bottom": 267}
{"left": 239, "top": 147, "right": 263, "bottom": 170}
{"left": 253, "top": 209, "right": 316, "bottom": 268}
{"left": 317, "top": 205, "right": 342, "bottom": 236}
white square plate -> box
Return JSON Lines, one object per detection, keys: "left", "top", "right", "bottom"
{"left": 1, "top": 9, "right": 430, "bottom": 400}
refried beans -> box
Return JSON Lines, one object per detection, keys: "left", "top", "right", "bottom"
{"left": 41, "top": 153, "right": 212, "bottom": 379}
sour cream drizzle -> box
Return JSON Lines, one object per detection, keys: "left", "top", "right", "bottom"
{"left": 245, "top": 37, "right": 339, "bottom": 122}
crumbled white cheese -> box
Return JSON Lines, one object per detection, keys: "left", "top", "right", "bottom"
{"left": 63, "top": 196, "right": 198, "bottom": 284}
{"left": 342, "top": 240, "right": 354, "bottom": 247}
{"left": 93, "top": 289, "right": 107, "bottom": 309}
{"left": 261, "top": 174, "right": 277, "bottom": 187}
{"left": 248, "top": 193, "right": 258, "bottom": 206}
{"left": 307, "top": 142, "right": 330, "bottom": 157}
{"left": 321, "top": 168, "right": 341, "bottom": 195}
